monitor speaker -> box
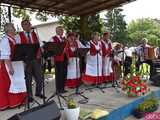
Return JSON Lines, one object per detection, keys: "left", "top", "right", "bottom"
{"left": 150, "top": 74, "right": 160, "bottom": 86}
{"left": 8, "top": 101, "right": 61, "bottom": 120}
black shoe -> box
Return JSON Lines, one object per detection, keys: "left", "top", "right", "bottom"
{"left": 60, "top": 90, "right": 68, "bottom": 94}
{"left": 35, "top": 94, "right": 46, "bottom": 99}
{"left": 28, "top": 98, "right": 34, "bottom": 102}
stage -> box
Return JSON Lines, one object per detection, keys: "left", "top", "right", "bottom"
{"left": 0, "top": 74, "right": 160, "bottom": 120}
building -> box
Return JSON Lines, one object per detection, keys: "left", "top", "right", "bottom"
{"left": 33, "top": 21, "right": 60, "bottom": 42}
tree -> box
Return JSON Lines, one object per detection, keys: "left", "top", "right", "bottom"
{"left": 0, "top": 6, "right": 53, "bottom": 33}
{"left": 127, "top": 18, "right": 160, "bottom": 46}
{"left": 58, "top": 14, "right": 105, "bottom": 40}
{"left": 12, "top": 8, "right": 30, "bottom": 20}
{"left": 0, "top": 6, "right": 9, "bottom": 32}
{"left": 104, "top": 8, "right": 128, "bottom": 44}
{"left": 58, "top": 16, "right": 80, "bottom": 33}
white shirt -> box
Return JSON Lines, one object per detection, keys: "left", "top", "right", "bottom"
{"left": 0, "top": 34, "right": 11, "bottom": 60}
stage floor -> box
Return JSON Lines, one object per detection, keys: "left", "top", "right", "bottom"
{"left": 0, "top": 74, "right": 160, "bottom": 120}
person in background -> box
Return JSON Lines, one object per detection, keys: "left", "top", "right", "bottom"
{"left": 0, "top": 23, "right": 27, "bottom": 110}
{"left": 101, "top": 32, "right": 113, "bottom": 82}
{"left": 124, "top": 47, "right": 134, "bottom": 76}
{"left": 50, "top": 26, "right": 67, "bottom": 93}
{"left": 136, "top": 38, "right": 151, "bottom": 71}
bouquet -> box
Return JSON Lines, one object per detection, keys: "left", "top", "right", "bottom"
{"left": 121, "top": 54, "right": 149, "bottom": 97}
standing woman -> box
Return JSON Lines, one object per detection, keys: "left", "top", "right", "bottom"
{"left": 0, "top": 23, "right": 27, "bottom": 110}
{"left": 64, "top": 32, "right": 81, "bottom": 88}
{"left": 82, "top": 32, "right": 103, "bottom": 85}
{"left": 101, "top": 32, "right": 113, "bottom": 82}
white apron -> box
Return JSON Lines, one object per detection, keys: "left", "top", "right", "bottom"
{"left": 67, "top": 57, "right": 80, "bottom": 79}
{"left": 5, "top": 61, "right": 26, "bottom": 93}
{"left": 102, "top": 41, "right": 113, "bottom": 76}
{"left": 85, "top": 42, "right": 102, "bottom": 76}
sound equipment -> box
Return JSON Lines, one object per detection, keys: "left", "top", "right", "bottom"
{"left": 150, "top": 60, "right": 160, "bottom": 77}
{"left": 150, "top": 74, "right": 160, "bottom": 86}
{"left": 150, "top": 60, "right": 160, "bottom": 86}
{"left": 8, "top": 101, "right": 61, "bottom": 120}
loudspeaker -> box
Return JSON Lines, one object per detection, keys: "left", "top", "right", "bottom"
{"left": 8, "top": 101, "right": 61, "bottom": 120}
{"left": 150, "top": 74, "right": 160, "bottom": 86}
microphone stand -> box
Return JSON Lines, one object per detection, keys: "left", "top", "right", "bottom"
{"left": 101, "top": 50, "right": 121, "bottom": 92}
{"left": 68, "top": 46, "right": 88, "bottom": 103}
{"left": 85, "top": 50, "right": 105, "bottom": 93}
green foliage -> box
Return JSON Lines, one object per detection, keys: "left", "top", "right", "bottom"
{"left": 58, "top": 14, "right": 105, "bottom": 40}
{"left": 127, "top": 18, "right": 160, "bottom": 46}
{"left": 12, "top": 8, "right": 30, "bottom": 20}
{"left": 104, "top": 8, "right": 128, "bottom": 44}
{"left": 137, "top": 98, "right": 159, "bottom": 112}
{"left": 88, "top": 14, "right": 105, "bottom": 36}
{"left": 58, "top": 16, "right": 80, "bottom": 33}
{"left": 12, "top": 7, "right": 50, "bottom": 22}
{"left": 35, "top": 12, "right": 48, "bottom": 21}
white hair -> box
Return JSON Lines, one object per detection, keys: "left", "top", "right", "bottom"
{"left": 4, "top": 23, "right": 14, "bottom": 33}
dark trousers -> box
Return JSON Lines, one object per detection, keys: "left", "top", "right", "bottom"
{"left": 124, "top": 56, "right": 132, "bottom": 76}
{"left": 25, "top": 60, "right": 43, "bottom": 97}
{"left": 55, "top": 61, "right": 67, "bottom": 93}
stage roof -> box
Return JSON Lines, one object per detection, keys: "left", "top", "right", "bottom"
{"left": 0, "top": 0, "right": 136, "bottom": 16}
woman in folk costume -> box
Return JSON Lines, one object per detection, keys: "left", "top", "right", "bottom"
{"left": 64, "top": 32, "right": 81, "bottom": 88}
{"left": 82, "top": 32, "right": 104, "bottom": 85}
{"left": 101, "top": 32, "right": 113, "bottom": 82}
{"left": 0, "top": 23, "right": 27, "bottom": 110}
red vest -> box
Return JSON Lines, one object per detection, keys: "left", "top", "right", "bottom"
{"left": 90, "top": 41, "right": 102, "bottom": 56}
{"left": 65, "top": 41, "right": 78, "bottom": 58}
{"left": 101, "top": 40, "right": 112, "bottom": 57}
{"left": 19, "top": 31, "right": 41, "bottom": 59}
{"left": 8, "top": 36, "right": 16, "bottom": 59}
{"left": 19, "top": 31, "right": 39, "bottom": 44}
{"left": 52, "top": 36, "right": 65, "bottom": 62}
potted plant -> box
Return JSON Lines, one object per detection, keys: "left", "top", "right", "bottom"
{"left": 64, "top": 98, "right": 80, "bottom": 120}
{"left": 133, "top": 97, "right": 159, "bottom": 118}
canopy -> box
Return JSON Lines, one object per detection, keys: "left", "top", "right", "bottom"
{"left": 0, "top": 0, "right": 136, "bottom": 16}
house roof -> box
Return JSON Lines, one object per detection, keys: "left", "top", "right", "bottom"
{"left": 0, "top": 0, "right": 136, "bottom": 16}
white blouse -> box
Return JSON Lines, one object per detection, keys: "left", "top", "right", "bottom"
{"left": 0, "top": 35, "right": 11, "bottom": 60}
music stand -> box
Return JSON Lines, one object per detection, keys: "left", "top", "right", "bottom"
{"left": 12, "top": 44, "right": 40, "bottom": 61}
{"left": 12, "top": 44, "right": 41, "bottom": 109}
{"left": 68, "top": 48, "right": 89, "bottom": 103}
{"left": 44, "top": 42, "right": 67, "bottom": 108}
{"left": 43, "top": 42, "right": 65, "bottom": 58}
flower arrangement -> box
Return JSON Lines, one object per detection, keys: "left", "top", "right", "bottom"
{"left": 121, "top": 75, "right": 148, "bottom": 97}
{"left": 121, "top": 54, "right": 149, "bottom": 97}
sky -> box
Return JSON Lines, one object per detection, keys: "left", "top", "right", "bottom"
{"left": 122, "top": 0, "right": 160, "bottom": 23}
{"left": 13, "top": 0, "right": 160, "bottom": 28}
